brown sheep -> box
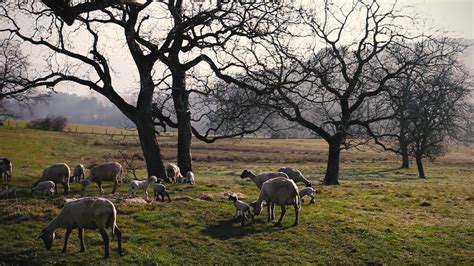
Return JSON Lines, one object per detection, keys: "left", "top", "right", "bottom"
{"left": 33, "top": 163, "right": 70, "bottom": 195}
{"left": 81, "top": 162, "right": 123, "bottom": 194}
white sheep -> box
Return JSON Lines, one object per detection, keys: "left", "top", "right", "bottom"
{"left": 31, "top": 181, "right": 55, "bottom": 196}
{"left": 166, "top": 163, "right": 183, "bottom": 184}
{"left": 228, "top": 194, "right": 254, "bottom": 226}
{"left": 278, "top": 167, "right": 312, "bottom": 187}
{"left": 37, "top": 197, "right": 123, "bottom": 259}
{"left": 81, "top": 162, "right": 122, "bottom": 194}
{"left": 185, "top": 171, "right": 195, "bottom": 185}
{"left": 128, "top": 176, "right": 158, "bottom": 200}
{"left": 153, "top": 181, "right": 171, "bottom": 202}
{"left": 240, "top": 169, "right": 288, "bottom": 189}
{"left": 71, "top": 164, "right": 85, "bottom": 183}
{"left": 33, "top": 163, "right": 70, "bottom": 195}
{"left": 299, "top": 187, "right": 316, "bottom": 204}
{"left": 252, "top": 177, "right": 301, "bottom": 226}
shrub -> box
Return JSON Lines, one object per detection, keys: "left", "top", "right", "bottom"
{"left": 27, "top": 116, "right": 68, "bottom": 131}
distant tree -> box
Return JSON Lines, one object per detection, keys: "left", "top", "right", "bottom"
{"left": 366, "top": 38, "right": 473, "bottom": 177}
{"left": 27, "top": 115, "right": 68, "bottom": 131}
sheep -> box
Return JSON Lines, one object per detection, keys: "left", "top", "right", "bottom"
{"left": 228, "top": 194, "right": 254, "bottom": 226}
{"left": 166, "top": 163, "right": 183, "bottom": 184}
{"left": 240, "top": 169, "right": 288, "bottom": 190}
{"left": 153, "top": 180, "right": 171, "bottom": 202}
{"left": 278, "top": 167, "right": 312, "bottom": 187}
{"left": 81, "top": 162, "right": 122, "bottom": 194}
{"left": 185, "top": 171, "right": 195, "bottom": 185}
{"left": 31, "top": 181, "right": 56, "bottom": 196}
{"left": 127, "top": 175, "right": 158, "bottom": 200}
{"left": 37, "top": 197, "right": 123, "bottom": 259}
{"left": 0, "top": 158, "right": 12, "bottom": 183}
{"left": 252, "top": 177, "right": 301, "bottom": 226}
{"left": 71, "top": 164, "right": 85, "bottom": 183}
{"left": 33, "top": 163, "right": 70, "bottom": 195}
{"left": 299, "top": 187, "right": 316, "bottom": 205}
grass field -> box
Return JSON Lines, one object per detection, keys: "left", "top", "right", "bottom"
{"left": 0, "top": 125, "right": 473, "bottom": 264}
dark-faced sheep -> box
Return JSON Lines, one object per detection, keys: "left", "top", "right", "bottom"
{"left": 0, "top": 158, "right": 12, "bottom": 183}
{"left": 252, "top": 177, "right": 301, "bottom": 226}
{"left": 38, "top": 197, "right": 123, "bottom": 259}
{"left": 33, "top": 163, "right": 70, "bottom": 195}
{"left": 71, "top": 164, "right": 85, "bottom": 183}
{"left": 81, "top": 162, "right": 122, "bottom": 194}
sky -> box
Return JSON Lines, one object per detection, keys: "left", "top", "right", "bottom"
{"left": 14, "top": 0, "right": 474, "bottom": 100}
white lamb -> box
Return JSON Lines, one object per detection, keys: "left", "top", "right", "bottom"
{"left": 228, "top": 194, "right": 254, "bottom": 226}
{"left": 31, "top": 181, "right": 55, "bottom": 196}
{"left": 299, "top": 187, "right": 316, "bottom": 204}
{"left": 185, "top": 171, "right": 195, "bottom": 185}
{"left": 128, "top": 175, "right": 158, "bottom": 200}
{"left": 37, "top": 197, "right": 122, "bottom": 259}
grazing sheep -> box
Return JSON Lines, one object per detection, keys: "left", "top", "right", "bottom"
{"left": 71, "top": 164, "right": 85, "bottom": 183}
{"left": 228, "top": 194, "right": 254, "bottom": 226}
{"left": 0, "top": 158, "right": 12, "bottom": 183}
{"left": 31, "top": 181, "right": 56, "bottom": 196}
{"left": 37, "top": 197, "right": 123, "bottom": 259}
{"left": 299, "top": 187, "right": 316, "bottom": 205}
{"left": 278, "top": 167, "right": 312, "bottom": 187}
{"left": 166, "top": 163, "right": 183, "bottom": 184}
{"left": 128, "top": 176, "right": 158, "bottom": 200}
{"left": 33, "top": 163, "right": 70, "bottom": 195}
{"left": 252, "top": 177, "right": 301, "bottom": 226}
{"left": 81, "top": 162, "right": 122, "bottom": 194}
{"left": 240, "top": 170, "right": 288, "bottom": 190}
{"left": 153, "top": 181, "right": 171, "bottom": 202}
{"left": 185, "top": 171, "right": 195, "bottom": 185}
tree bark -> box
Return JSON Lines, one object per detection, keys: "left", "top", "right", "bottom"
{"left": 172, "top": 71, "right": 193, "bottom": 174}
{"left": 415, "top": 153, "right": 425, "bottom": 179}
{"left": 323, "top": 137, "right": 342, "bottom": 185}
{"left": 135, "top": 116, "right": 168, "bottom": 180}
{"left": 400, "top": 142, "right": 410, "bottom": 169}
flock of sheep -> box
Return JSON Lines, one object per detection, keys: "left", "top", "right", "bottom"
{"left": 1, "top": 157, "right": 316, "bottom": 259}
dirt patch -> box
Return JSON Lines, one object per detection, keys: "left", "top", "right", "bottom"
{"left": 199, "top": 192, "right": 246, "bottom": 201}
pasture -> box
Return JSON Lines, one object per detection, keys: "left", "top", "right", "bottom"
{"left": 0, "top": 125, "right": 473, "bottom": 264}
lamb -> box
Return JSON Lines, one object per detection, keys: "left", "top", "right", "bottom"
{"left": 0, "top": 158, "right": 12, "bottom": 183}
{"left": 228, "top": 194, "right": 254, "bottom": 226}
{"left": 71, "top": 164, "right": 85, "bottom": 183}
{"left": 278, "top": 167, "right": 312, "bottom": 187}
{"left": 31, "top": 181, "right": 56, "bottom": 196}
{"left": 33, "top": 163, "right": 70, "bottom": 195}
{"left": 37, "top": 197, "right": 123, "bottom": 259}
{"left": 128, "top": 175, "right": 158, "bottom": 200}
{"left": 185, "top": 171, "right": 195, "bottom": 185}
{"left": 299, "top": 187, "right": 316, "bottom": 205}
{"left": 252, "top": 177, "right": 301, "bottom": 226}
{"left": 153, "top": 180, "right": 171, "bottom": 202}
{"left": 81, "top": 162, "right": 122, "bottom": 194}
{"left": 166, "top": 163, "right": 183, "bottom": 184}
{"left": 240, "top": 169, "right": 288, "bottom": 190}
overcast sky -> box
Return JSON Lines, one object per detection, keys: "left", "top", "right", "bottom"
{"left": 29, "top": 0, "right": 474, "bottom": 100}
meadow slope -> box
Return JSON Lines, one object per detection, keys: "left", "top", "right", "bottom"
{"left": 0, "top": 126, "right": 473, "bottom": 264}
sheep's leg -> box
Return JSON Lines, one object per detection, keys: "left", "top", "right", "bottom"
{"left": 241, "top": 213, "right": 247, "bottom": 226}
{"left": 112, "top": 182, "right": 118, "bottom": 194}
{"left": 98, "top": 182, "right": 104, "bottom": 194}
{"left": 293, "top": 201, "right": 299, "bottom": 226}
{"left": 301, "top": 196, "right": 305, "bottom": 204}
{"left": 62, "top": 228, "right": 72, "bottom": 253}
{"left": 309, "top": 196, "right": 315, "bottom": 205}
{"left": 114, "top": 225, "right": 123, "bottom": 255}
{"left": 275, "top": 205, "right": 286, "bottom": 227}
{"left": 54, "top": 183, "right": 59, "bottom": 195}
{"left": 98, "top": 228, "right": 110, "bottom": 259}
{"left": 165, "top": 192, "right": 171, "bottom": 202}
{"left": 144, "top": 190, "right": 149, "bottom": 201}
{"left": 78, "top": 228, "right": 85, "bottom": 252}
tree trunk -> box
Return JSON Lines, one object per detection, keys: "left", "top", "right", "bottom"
{"left": 135, "top": 112, "right": 167, "bottom": 180}
{"left": 415, "top": 153, "right": 425, "bottom": 179}
{"left": 172, "top": 71, "right": 193, "bottom": 174}
{"left": 323, "top": 137, "right": 342, "bottom": 185}
{"left": 400, "top": 142, "right": 409, "bottom": 169}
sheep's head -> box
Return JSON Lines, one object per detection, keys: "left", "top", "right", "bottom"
{"left": 81, "top": 179, "right": 91, "bottom": 191}
{"left": 251, "top": 201, "right": 263, "bottom": 216}
{"left": 240, "top": 170, "right": 251, "bottom": 179}
{"left": 306, "top": 182, "right": 313, "bottom": 188}
{"left": 149, "top": 176, "right": 158, "bottom": 183}
{"left": 228, "top": 194, "right": 237, "bottom": 202}
{"left": 38, "top": 229, "right": 55, "bottom": 250}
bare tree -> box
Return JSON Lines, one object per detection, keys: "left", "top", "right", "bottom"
{"left": 1, "top": 1, "right": 288, "bottom": 180}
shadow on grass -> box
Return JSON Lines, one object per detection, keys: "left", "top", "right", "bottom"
{"left": 341, "top": 167, "right": 419, "bottom": 182}
{"left": 201, "top": 217, "right": 289, "bottom": 240}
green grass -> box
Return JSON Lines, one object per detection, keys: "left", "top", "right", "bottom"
{"left": 0, "top": 125, "right": 473, "bottom": 264}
